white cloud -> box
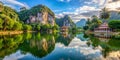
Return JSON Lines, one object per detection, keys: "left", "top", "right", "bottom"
{"left": 75, "top": 6, "right": 100, "bottom": 12}
{"left": 56, "top": 0, "right": 120, "bottom": 23}
{"left": 84, "top": 0, "right": 106, "bottom": 6}
{"left": 0, "top": 0, "right": 29, "bottom": 9}
{"left": 58, "top": 0, "right": 71, "bottom": 2}
{"left": 105, "top": 0, "right": 120, "bottom": 11}
{"left": 55, "top": 5, "right": 100, "bottom": 23}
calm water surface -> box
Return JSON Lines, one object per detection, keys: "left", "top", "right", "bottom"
{"left": 0, "top": 33, "right": 120, "bottom": 60}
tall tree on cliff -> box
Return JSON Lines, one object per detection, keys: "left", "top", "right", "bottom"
{"left": 100, "top": 7, "right": 110, "bottom": 22}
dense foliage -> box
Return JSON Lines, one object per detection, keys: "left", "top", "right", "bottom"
{"left": 83, "top": 16, "right": 102, "bottom": 31}
{"left": 108, "top": 20, "right": 120, "bottom": 30}
{"left": 0, "top": 5, "right": 23, "bottom": 31}
{"left": 100, "top": 7, "right": 110, "bottom": 20}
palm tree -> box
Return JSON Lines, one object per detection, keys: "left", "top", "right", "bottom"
{"left": 100, "top": 7, "right": 110, "bottom": 22}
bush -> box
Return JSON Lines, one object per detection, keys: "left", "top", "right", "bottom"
{"left": 23, "top": 24, "right": 32, "bottom": 31}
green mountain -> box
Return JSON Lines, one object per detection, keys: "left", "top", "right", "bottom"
{"left": 56, "top": 15, "right": 76, "bottom": 28}
{"left": 18, "top": 5, "right": 55, "bottom": 26}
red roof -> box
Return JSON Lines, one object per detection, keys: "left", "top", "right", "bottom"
{"left": 61, "top": 26, "right": 68, "bottom": 29}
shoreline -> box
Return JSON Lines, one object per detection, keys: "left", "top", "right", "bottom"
{"left": 85, "top": 30, "right": 120, "bottom": 35}
{"left": 0, "top": 31, "right": 36, "bottom": 35}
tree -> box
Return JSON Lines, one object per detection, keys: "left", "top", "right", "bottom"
{"left": 23, "top": 24, "right": 32, "bottom": 31}
{"left": 0, "top": 18, "right": 3, "bottom": 30}
{"left": 100, "top": 7, "right": 110, "bottom": 20}
{"left": 36, "top": 24, "right": 41, "bottom": 31}
{"left": 108, "top": 20, "right": 120, "bottom": 30}
{"left": 86, "top": 18, "right": 91, "bottom": 25}
{"left": 7, "top": 19, "right": 14, "bottom": 30}
{"left": 91, "top": 15, "right": 99, "bottom": 23}
{"left": 0, "top": 4, "right": 22, "bottom": 31}
{"left": 13, "top": 22, "right": 22, "bottom": 31}
{"left": 83, "top": 26, "right": 89, "bottom": 30}
{"left": 52, "top": 24, "right": 59, "bottom": 30}
{"left": 90, "top": 15, "right": 102, "bottom": 31}
{"left": 0, "top": 14, "right": 15, "bottom": 30}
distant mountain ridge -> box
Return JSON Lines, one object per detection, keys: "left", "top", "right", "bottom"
{"left": 110, "top": 11, "right": 120, "bottom": 20}
{"left": 76, "top": 19, "right": 86, "bottom": 28}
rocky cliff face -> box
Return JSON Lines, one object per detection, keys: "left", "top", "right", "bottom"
{"left": 19, "top": 5, "right": 55, "bottom": 26}
{"left": 27, "top": 12, "right": 55, "bottom": 26}
{"left": 56, "top": 15, "right": 76, "bottom": 28}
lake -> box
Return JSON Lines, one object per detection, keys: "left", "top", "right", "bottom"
{"left": 0, "top": 32, "right": 120, "bottom": 60}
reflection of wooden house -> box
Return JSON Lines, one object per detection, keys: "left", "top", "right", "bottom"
{"left": 61, "top": 26, "right": 68, "bottom": 36}
{"left": 94, "top": 22, "right": 112, "bottom": 38}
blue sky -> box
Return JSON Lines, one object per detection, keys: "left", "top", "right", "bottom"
{"left": 0, "top": 0, "right": 120, "bottom": 22}
{"left": 16, "top": 0, "right": 87, "bottom": 13}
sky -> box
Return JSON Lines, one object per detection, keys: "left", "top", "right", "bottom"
{"left": 0, "top": 0, "right": 120, "bottom": 23}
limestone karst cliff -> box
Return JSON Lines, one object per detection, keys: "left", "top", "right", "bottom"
{"left": 56, "top": 15, "right": 76, "bottom": 28}
{"left": 19, "top": 5, "right": 55, "bottom": 26}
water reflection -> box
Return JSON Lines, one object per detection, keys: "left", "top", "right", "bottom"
{"left": 0, "top": 33, "right": 120, "bottom": 60}
{"left": 56, "top": 33, "right": 75, "bottom": 46}
{"left": 18, "top": 33, "right": 56, "bottom": 58}
{"left": 0, "top": 32, "right": 75, "bottom": 60}
{"left": 84, "top": 34, "right": 120, "bottom": 59}
{"left": 0, "top": 34, "right": 24, "bottom": 58}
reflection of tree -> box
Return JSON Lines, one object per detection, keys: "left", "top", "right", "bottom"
{"left": 23, "top": 33, "right": 32, "bottom": 40}
{"left": 88, "top": 34, "right": 101, "bottom": 47}
{"left": 0, "top": 34, "right": 24, "bottom": 58}
{"left": 101, "top": 44, "right": 111, "bottom": 58}
{"left": 108, "top": 38, "right": 120, "bottom": 50}
{"left": 19, "top": 33, "right": 55, "bottom": 58}
{"left": 88, "top": 34, "right": 120, "bottom": 58}
{"left": 56, "top": 33, "right": 75, "bottom": 46}
{"left": 83, "top": 33, "right": 89, "bottom": 38}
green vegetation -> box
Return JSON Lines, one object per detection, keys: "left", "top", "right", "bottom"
{"left": 23, "top": 24, "right": 32, "bottom": 31}
{"left": 108, "top": 20, "right": 120, "bottom": 30}
{"left": 100, "top": 7, "right": 110, "bottom": 20}
{"left": 0, "top": 3, "right": 59, "bottom": 33}
{"left": 83, "top": 7, "right": 110, "bottom": 31}
{"left": 83, "top": 15, "right": 102, "bottom": 31}
{"left": 0, "top": 5, "right": 23, "bottom": 31}
{"left": 0, "top": 34, "right": 24, "bottom": 57}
